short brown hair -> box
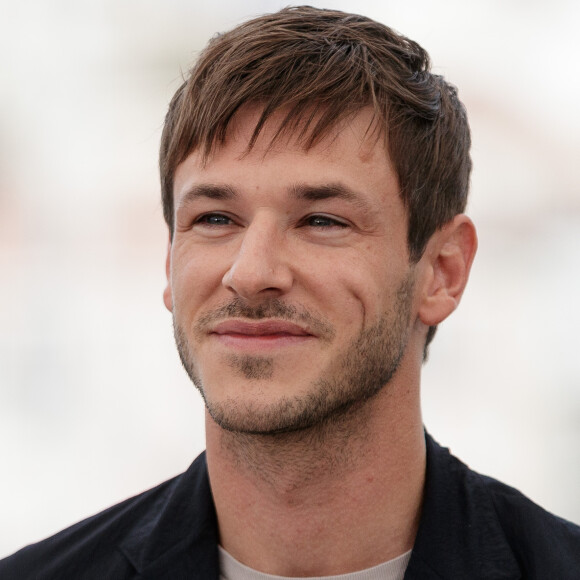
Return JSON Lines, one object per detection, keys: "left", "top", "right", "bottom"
{"left": 159, "top": 6, "right": 472, "bottom": 351}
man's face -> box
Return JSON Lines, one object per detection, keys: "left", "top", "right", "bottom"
{"left": 164, "top": 107, "right": 420, "bottom": 434}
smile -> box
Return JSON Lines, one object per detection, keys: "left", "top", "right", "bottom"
{"left": 210, "top": 320, "right": 314, "bottom": 350}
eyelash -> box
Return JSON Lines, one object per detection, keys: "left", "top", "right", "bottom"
{"left": 301, "top": 214, "right": 348, "bottom": 228}
{"left": 194, "top": 213, "right": 235, "bottom": 227}
{"left": 192, "top": 212, "right": 348, "bottom": 230}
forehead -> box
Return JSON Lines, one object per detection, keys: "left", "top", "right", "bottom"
{"left": 174, "top": 106, "right": 399, "bottom": 199}
{"left": 229, "top": 104, "right": 391, "bottom": 168}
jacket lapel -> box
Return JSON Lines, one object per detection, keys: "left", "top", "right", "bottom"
{"left": 119, "top": 452, "right": 220, "bottom": 579}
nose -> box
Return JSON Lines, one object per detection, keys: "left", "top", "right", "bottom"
{"left": 222, "top": 215, "right": 293, "bottom": 301}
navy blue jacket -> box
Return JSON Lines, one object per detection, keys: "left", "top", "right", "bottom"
{"left": 2, "top": 434, "right": 580, "bottom": 579}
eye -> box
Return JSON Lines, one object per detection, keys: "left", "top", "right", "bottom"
{"left": 194, "top": 213, "right": 234, "bottom": 227}
{"left": 189, "top": 212, "right": 240, "bottom": 237}
{"left": 302, "top": 214, "right": 348, "bottom": 228}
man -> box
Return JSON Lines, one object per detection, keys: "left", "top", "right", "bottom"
{"left": 2, "top": 6, "right": 579, "bottom": 579}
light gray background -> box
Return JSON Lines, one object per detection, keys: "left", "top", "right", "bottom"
{"left": 1, "top": 0, "right": 579, "bottom": 558}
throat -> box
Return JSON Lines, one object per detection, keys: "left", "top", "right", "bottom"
{"left": 206, "top": 404, "right": 425, "bottom": 577}
{"left": 214, "top": 397, "right": 375, "bottom": 491}
{"left": 204, "top": 382, "right": 426, "bottom": 577}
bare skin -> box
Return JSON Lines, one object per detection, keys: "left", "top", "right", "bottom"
{"left": 165, "top": 106, "right": 477, "bottom": 576}
{"left": 206, "top": 349, "right": 426, "bottom": 576}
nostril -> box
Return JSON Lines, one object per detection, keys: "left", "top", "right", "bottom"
{"left": 222, "top": 259, "right": 293, "bottom": 299}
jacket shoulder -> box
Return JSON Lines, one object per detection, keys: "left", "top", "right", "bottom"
{"left": 477, "top": 471, "right": 580, "bottom": 575}
{"left": 0, "top": 455, "right": 206, "bottom": 580}
{"left": 409, "top": 435, "right": 580, "bottom": 579}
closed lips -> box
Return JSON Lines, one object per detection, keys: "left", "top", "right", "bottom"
{"left": 211, "top": 320, "right": 313, "bottom": 337}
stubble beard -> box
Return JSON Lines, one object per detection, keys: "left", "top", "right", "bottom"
{"left": 173, "top": 274, "right": 414, "bottom": 438}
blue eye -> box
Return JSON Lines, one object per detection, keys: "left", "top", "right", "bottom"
{"left": 305, "top": 214, "right": 347, "bottom": 228}
{"left": 197, "top": 213, "right": 232, "bottom": 226}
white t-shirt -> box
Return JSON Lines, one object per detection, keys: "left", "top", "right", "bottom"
{"left": 219, "top": 546, "right": 412, "bottom": 580}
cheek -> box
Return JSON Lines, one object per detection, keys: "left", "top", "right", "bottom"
{"left": 321, "top": 257, "right": 409, "bottom": 328}
{"left": 171, "top": 243, "right": 228, "bottom": 310}
{"left": 302, "top": 258, "right": 375, "bottom": 329}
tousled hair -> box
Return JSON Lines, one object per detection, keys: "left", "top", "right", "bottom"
{"left": 159, "top": 6, "right": 472, "bottom": 354}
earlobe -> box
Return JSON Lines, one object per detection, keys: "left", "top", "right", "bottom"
{"left": 418, "top": 214, "right": 477, "bottom": 326}
{"left": 163, "top": 236, "right": 173, "bottom": 312}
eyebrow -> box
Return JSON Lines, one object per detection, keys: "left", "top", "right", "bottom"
{"left": 177, "top": 184, "right": 237, "bottom": 209}
{"left": 291, "top": 182, "right": 373, "bottom": 212}
{"left": 177, "top": 181, "right": 372, "bottom": 211}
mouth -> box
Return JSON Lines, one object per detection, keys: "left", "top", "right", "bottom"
{"left": 210, "top": 319, "right": 314, "bottom": 350}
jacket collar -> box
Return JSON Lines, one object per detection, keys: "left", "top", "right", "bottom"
{"left": 118, "top": 434, "right": 521, "bottom": 579}
{"left": 119, "top": 452, "right": 220, "bottom": 579}
{"left": 404, "top": 434, "right": 520, "bottom": 579}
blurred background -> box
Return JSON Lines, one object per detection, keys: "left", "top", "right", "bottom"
{"left": 1, "top": 0, "right": 579, "bottom": 558}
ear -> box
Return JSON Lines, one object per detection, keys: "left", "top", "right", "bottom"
{"left": 417, "top": 214, "right": 477, "bottom": 326}
{"left": 163, "top": 234, "right": 173, "bottom": 312}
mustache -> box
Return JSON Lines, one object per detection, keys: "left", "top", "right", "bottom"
{"left": 195, "top": 298, "right": 335, "bottom": 340}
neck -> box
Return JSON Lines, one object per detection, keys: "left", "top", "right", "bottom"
{"left": 205, "top": 378, "right": 426, "bottom": 577}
